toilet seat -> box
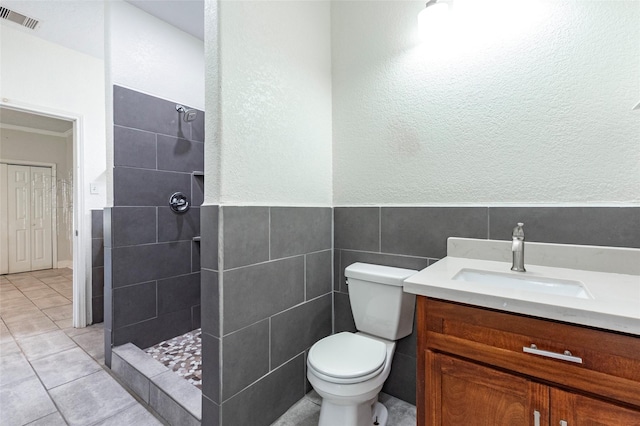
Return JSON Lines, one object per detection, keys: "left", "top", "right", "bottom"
{"left": 308, "top": 332, "right": 387, "bottom": 384}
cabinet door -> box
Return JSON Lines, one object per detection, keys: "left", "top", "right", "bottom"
{"left": 551, "top": 388, "right": 640, "bottom": 426}
{"left": 427, "top": 352, "right": 549, "bottom": 426}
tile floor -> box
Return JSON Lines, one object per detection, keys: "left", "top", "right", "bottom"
{"left": 272, "top": 391, "right": 417, "bottom": 426}
{"left": 0, "top": 269, "right": 164, "bottom": 426}
{"left": 1, "top": 269, "right": 417, "bottom": 426}
{"left": 141, "top": 328, "right": 417, "bottom": 425}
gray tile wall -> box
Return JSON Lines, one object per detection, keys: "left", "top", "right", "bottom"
{"left": 333, "top": 206, "right": 640, "bottom": 405}
{"left": 91, "top": 210, "right": 104, "bottom": 324}
{"left": 201, "top": 202, "right": 637, "bottom": 423}
{"left": 105, "top": 86, "right": 204, "bottom": 364}
{"left": 201, "top": 206, "right": 333, "bottom": 426}
{"left": 200, "top": 204, "right": 220, "bottom": 426}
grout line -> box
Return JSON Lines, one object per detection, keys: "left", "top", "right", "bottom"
{"left": 269, "top": 317, "right": 272, "bottom": 371}
{"left": 217, "top": 205, "right": 225, "bottom": 403}
{"left": 154, "top": 133, "right": 158, "bottom": 170}
{"left": 218, "top": 206, "right": 224, "bottom": 337}
{"left": 113, "top": 165, "right": 192, "bottom": 177}
{"left": 108, "top": 239, "right": 193, "bottom": 249}
{"left": 219, "top": 351, "right": 305, "bottom": 405}
{"left": 331, "top": 209, "right": 336, "bottom": 334}
{"left": 222, "top": 253, "right": 305, "bottom": 272}
{"left": 268, "top": 207, "right": 272, "bottom": 261}
{"left": 154, "top": 281, "right": 158, "bottom": 319}
{"left": 337, "top": 248, "right": 430, "bottom": 260}
{"left": 221, "top": 292, "right": 331, "bottom": 339}
{"left": 379, "top": 206, "right": 382, "bottom": 253}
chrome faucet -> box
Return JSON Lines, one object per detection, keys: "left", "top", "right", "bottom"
{"left": 511, "top": 222, "right": 526, "bottom": 272}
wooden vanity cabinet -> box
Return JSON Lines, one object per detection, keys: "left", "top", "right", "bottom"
{"left": 428, "top": 352, "right": 550, "bottom": 425}
{"left": 417, "top": 297, "right": 640, "bottom": 426}
{"left": 551, "top": 388, "right": 640, "bottom": 425}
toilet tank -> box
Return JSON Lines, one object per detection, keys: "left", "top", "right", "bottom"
{"left": 345, "top": 263, "right": 418, "bottom": 341}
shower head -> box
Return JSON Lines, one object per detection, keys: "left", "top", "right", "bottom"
{"left": 176, "top": 104, "right": 197, "bottom": 122}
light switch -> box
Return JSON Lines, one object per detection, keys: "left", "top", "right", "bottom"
{"left": 90, "top": 183, "right": 99, "bottom": 194}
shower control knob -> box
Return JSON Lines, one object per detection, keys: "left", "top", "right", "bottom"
{"left": 169, "top": 192, "right": 190, "bottom": 213}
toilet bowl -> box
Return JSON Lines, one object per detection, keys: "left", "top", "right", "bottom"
{"left": 306, "top": 263, "right": 418, "bottom": 426}
{"left": 307, "top": 332, "right": 396, "bottom": 426}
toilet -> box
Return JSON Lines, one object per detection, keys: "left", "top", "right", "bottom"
{"left": 307, "top": 262, "right": 417, "bottom": 426}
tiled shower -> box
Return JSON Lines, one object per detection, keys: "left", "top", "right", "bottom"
{"left": 104, "top": 86, "right": 205, "bottom": 366}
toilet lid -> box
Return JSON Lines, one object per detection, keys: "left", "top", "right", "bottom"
{"left": 308, "top": 332, "right": 386, "bottom": 379}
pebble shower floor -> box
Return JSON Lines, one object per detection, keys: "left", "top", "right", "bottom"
{"left": 145, "top": 328, "right": 202, "bottom": 389}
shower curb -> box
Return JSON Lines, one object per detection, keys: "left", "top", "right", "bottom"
{"left": 112, "top": 343, "right": 202, "bottom": 426}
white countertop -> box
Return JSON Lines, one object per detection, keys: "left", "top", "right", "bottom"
{"left": 403, "top": 239, "right": 640, "bottom": 336}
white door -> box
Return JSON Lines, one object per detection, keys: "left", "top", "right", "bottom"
{"left": 7, "top": 165, "right": 53, "bottom": 273}
{"left": 8, "top": 165, "right": 31, "bottom": 273}
{"left": 30, "top": 167, "right": 53, "bottom": 271}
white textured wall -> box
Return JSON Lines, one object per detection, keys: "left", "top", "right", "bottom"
{"left": 0, "top": 128, "right": 74, "bottom": 262}
{"left": 106, "top": 0, "right": 205, "bottom": 205}
{"left": 210, "top": 0, "right": 333, "bottom": 206}
{"left": 0, "top": 23, "right": 106, "bottom": 278}
{"left": 332, "top": 0, "right": 640, "bottom": 205}
{"left": 203, "top": 0, "right": 220, "bottom": 204}
{"left": 109, "top": 1, "right": 205, "bottom": 110}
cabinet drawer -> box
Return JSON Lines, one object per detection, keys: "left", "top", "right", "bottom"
{"left": 421, "top": 298, "right": 640, "bottom": 409}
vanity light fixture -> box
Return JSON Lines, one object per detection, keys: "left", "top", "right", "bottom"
{"left": 418, "top": 0, "right": 451, "bottom": 39}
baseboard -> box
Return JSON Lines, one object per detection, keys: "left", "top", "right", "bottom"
{"left": 57, "top": 260, "right": 73, "bottom": 269}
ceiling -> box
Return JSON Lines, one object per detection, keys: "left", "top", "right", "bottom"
{"left": 125, "top": 0, "right": 204, "bottom": 41}
{"left": 0, "top": 1, "right": 201, "bottom": 134}
{"left": 0, "top": 0, "right": 105, "bottom": 58}
{"left": 0, "top": 0, "right": 203, "bottom": 59}
{"left": 0, "top": 107, "right": 73, "bottom": 134}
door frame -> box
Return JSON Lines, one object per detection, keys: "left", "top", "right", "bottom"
{"left": 0, "top": 161, "right": 58, "bottom": 272}
{"left": 0, "top": 101, "right": 88, "bottom": 328}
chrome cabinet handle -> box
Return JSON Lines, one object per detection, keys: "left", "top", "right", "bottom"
{"left": 534, "top": 410, "right": 541, "bottom": 426}
{"left": 523, "top": 344, "right": 583, "bottom": 364}
{"left": 560, "top": 421, "right": 568, "bottom": 426}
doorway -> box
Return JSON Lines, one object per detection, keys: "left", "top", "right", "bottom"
{"left": 0, "top": 105, "right": 86, "bottom": 327}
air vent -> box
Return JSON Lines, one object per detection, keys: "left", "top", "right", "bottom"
{"left": 0, "top": 6, "right": 39, "bottom": 30}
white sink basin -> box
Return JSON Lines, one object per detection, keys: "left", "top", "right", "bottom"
{"left": 453, "top": 268, "right": 593, "bottom": 299}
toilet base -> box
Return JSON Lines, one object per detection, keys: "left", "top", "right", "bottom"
{"left": 318, "top": 397, "right": 388, "bottom": 426}
{"left": 372, "top": 401, "right": 388, "bottom": 426}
